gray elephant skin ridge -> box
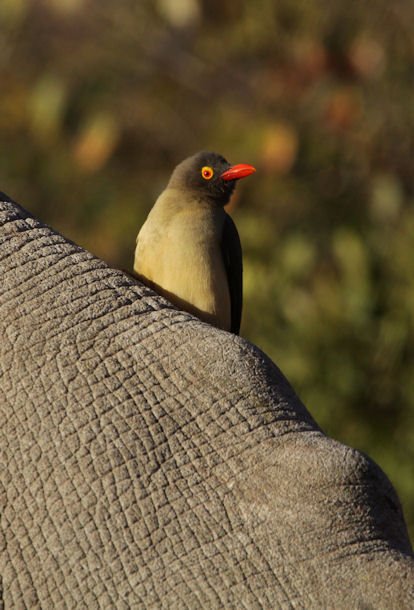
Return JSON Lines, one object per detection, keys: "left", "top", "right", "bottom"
{"left": 0, "top": 195, "right": 413, "bottom": 609}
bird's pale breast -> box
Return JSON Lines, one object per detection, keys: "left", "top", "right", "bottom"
{"left": 134, "top": 193, "right": 231, "bottom": 330}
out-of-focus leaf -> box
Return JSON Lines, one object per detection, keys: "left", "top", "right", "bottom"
{"left": 348, "top": 36, "right": 386, "bottom": 79}
{"left": 29, "top": 75, "right": 67, "bottom": 142}
{"left": 370, "top": 174, "right": 403, "bottom": 223}
{"left": 72, "top": 113, "right": 120, "bottom": 173}
{"left": 157, "top": 0, "right": 200, "bottom": 28}
{"left": 0, "top": 0, "right": 27, "bottom": 24}
{"left": 261, "top": 123, "right": 299, "bottom": 175}
{"left": 45, "top": 0, "right": 85, "bottom": 15}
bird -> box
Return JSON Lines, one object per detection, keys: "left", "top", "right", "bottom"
{"left": 133, "top": 151, "right": 256, "bottom": 334}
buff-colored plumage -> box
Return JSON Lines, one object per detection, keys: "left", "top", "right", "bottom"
{"left": 134, "top": 189, "right": 231, "bottom": 330}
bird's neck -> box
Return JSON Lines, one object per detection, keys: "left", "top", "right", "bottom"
{"left": 164, "top": 187, "right": 225, "bottom": 210}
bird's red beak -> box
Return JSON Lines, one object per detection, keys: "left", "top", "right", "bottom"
{"left": 220, "top": 163, "right": 256, "bottom": 181}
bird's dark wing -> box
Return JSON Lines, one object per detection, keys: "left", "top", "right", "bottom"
{"left": 221, "top": 213, "right": 243, "bottom": 334}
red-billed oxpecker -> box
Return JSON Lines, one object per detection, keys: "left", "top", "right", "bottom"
{"left": 134, "top": 151, "right": 255, "bottom": 334}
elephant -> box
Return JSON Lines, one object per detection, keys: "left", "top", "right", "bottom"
{"left": 1, "top": 193, "right": 413, "bottom": 609}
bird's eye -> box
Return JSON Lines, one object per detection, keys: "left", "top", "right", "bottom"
{"left": 201, "top": 166, "right": 214, "bottom": 180}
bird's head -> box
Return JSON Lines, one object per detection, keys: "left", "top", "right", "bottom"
{"left": 167, "top": 151, "right": 256, "bottom": 206}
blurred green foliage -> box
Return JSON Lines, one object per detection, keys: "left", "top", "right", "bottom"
{"left": 1, "top": 0, "right": 413, "bottom": 539}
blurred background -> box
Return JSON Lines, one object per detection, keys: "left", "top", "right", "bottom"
{"left": 1, "top": 0, "right": 413, "bottom": 538}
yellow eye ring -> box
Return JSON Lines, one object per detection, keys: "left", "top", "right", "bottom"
{"left": 201, "top": 166, "right": 214, "bottom": 180}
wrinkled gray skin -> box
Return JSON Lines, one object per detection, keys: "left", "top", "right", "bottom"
{"left": 1, "top": 195, "right": 413, "bottom": 610}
